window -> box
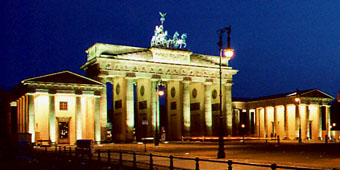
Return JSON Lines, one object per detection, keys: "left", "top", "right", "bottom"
{"left": 60, "top": 101, "right": 68, "bottom": 111}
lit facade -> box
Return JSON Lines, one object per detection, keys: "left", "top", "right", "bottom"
{"left": 232, "top": 89, "right": 334, "bottom": 140}
{"left": 81, "top": 43, "right": 238, "bottom": 141}
{"left": 14, "top": 71, "right": 105, "bottom": 144}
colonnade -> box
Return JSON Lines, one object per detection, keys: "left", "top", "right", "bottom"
{"left": 108, "top": 77, "right": 234, "bottom": 141}
{"left": 16, "top": 90, "right": 102, "bottom": 144}
{"left": 234, "top": 104, "right": 331, "bottom": 140}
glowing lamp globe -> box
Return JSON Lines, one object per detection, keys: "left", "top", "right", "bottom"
{"left": 158, "top": 90, "right": 165, "bottom": 96}
{"left": 223, "top": 48, "right": 234, "bottom": 58}
{"left": 241, "top": 124, "right": 245, "bottom": 128}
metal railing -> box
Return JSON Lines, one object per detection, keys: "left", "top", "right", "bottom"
{"left": 37, "top": 146, "right": 338, "bottom": 170}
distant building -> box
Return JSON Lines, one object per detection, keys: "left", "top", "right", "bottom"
{"left": 232, "top": 89, "right": 334, "bottom": 140}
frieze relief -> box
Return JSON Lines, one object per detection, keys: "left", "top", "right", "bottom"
{"left": 100, "top": 60, "right": 233, "bottom": 81}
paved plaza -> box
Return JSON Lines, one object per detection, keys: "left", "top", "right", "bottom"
{"left": 93, "top": 140, "right": 340, "bottom": 170}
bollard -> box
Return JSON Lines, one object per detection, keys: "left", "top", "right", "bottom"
{"left": 195, "top": 157, "right": 199, "bottom": 170}
{"left": 277, "top": 135, "right": 280, "bottom": 145}
{"left": 119, "top": 151, "right": 122, "bottom": 166}
{"left": 64, "top": 146, "right": 66, "bottom": 155}
{"left": 97, "top": 149, "right": 101, "bottom": 161}
{"left": 108, "top": 150, "right": 111, "bottom": 163}
{"left": 169, "top": 155, "right": 174, "bottom": 170}
{"left": 45, "top": 146, "right": 47, "bottom": 152}
{"left": 227, "top": 160, "right": 232, "bottom": 170}
{"left": 149, "top": 153, "right": 153, "bottom": 170}
{"left": 69, "top": 147, "right": 72, "bottom": 157}
{"left": 271, "top": 163, "right": 277, "bottom": 170}
{"left": 59, "top": 146, "right": 62, "bottom": 153}
{"left": 55, "top": 145, "right": 57, "bottom": 153}
{"left": 133, "top": 152, "right": 136, "bottom": 168}
{"left": 325, "top": 135, "right": 328, "bottom": 144}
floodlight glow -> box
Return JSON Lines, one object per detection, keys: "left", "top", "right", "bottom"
{"left": 295, "top": 98, "right": 300, "bottom": 102}
{"left": 223, "top": 48, "right": 234, "bottom": 58}
{"left": 158, "top": 90, "right": 164, "bottom": 96}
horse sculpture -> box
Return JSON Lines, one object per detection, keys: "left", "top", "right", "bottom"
{"left": 175, "top": 33, "right": 187, "bottom": 49}
{"left": 151, "top": 12, "right": 187, "bottom": 49}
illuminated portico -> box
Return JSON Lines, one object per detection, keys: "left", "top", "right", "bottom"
{"left": 15, "top": 71, "right": 104, "bottom": 144}
{"left": 232, "top": 89, "right": 333, "bottom": 141}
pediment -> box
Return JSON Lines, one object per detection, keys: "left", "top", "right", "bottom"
{"left": 301, "top": 89, "right": 334, "bottom": 99}
{"left": 22, "top": 70, "right": 104, "bottom": 86}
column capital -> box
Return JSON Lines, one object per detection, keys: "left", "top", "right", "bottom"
{"left": 224, "top": 82, "right": 233, "bottom": 87}
{"left": 183, "top": 77, "right": 191, "bottom": 82}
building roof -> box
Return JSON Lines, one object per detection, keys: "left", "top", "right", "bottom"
{"left": 248, "top": 89, "right": 334, "bottom": 102}
{"left": 21, "top": 70, "right": 104, "bottom": 86}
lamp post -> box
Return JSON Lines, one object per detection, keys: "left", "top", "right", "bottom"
{"left": 241, "top": 124, "right": 245, "bottom": 144}
{"left": 295, "top": 89, "right": 302, "bottom": 143}
{"left": 217, "top": 26, "right": 234, "bottom": 159}
{"left": 155, "top": 81, "right": 164, "bottom": 146}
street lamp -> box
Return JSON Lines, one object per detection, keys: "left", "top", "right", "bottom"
{"left": 217, "top": 26, "right": 234, "bottom": 159}
{"left": 241, "top": 124, "right": 246, "bottom": 144}
{"left": 295, "top": 89, "right": 302, "bottom": 143}
{"left": 155, "top": 82, "right": 164, "bottom": 146}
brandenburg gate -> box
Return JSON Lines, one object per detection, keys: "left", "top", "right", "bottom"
{"left": 81, "top": 13, "right": 238, "bottom": 141}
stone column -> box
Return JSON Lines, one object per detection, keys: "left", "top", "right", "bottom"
{"left": 19, "top": 98, "right": 23, "bottom": 133}
{"left": 225, "top": 83, "right": 233, "bottom": 136}
{"left": 284, "top": 104, "right": 288, "bottom": 139}
{"left": 183, "top": 81, "right": 191, "bottom": 137}
{"left": 204, "top": 82, "right": 212, "bottom": 136}
{"left": 126, "top": 78, "right": 135, "bottom": 141}
{"left": 23, "top": 96, "right": 26, "bottom": 132}
{"left": 151, "top": 80, "right": 157, "bottom": 136}
{"left": 25, "top": 95, "right": 29, "bottom": 133}
{"left": 318, "top": 105, "right": 322, "bottom": 139}
{"left": 16, "top": 99, "right": 20, "bottom": 133}
{"left": 94, "top": 96, "right": 101, "bottom": 144}
{"left": 295, "top": 103, "right": 301, "bottom": 138}
{"left": 255, "top": 108, "right": 259, "bottom": 136}
{"left": 306, "top": 105, "right": 310, "bottom": 139}
{"left": 247, "top": 110, "right": 251, "bottom": 136}
{"left": 326, "top": 105, "right": 331, "bottom": 138}
{"left": 264, "top": 107, "right": 267, "bottom": 138}
{"left": 273, "top": 106, "right": 277, "bottom": 136}
{"left": 76, "top": 95, "right": 82, "bottom": 140}
{"left": 49, "top": 95, "right": 56, "bottom": 144}
{"left": 28, "top": 94, "right": 35, "bottom": 143}
{"left": 99, "top": 81, "right": 107, "bottom": 142}
{"left": 22, "top": 96, "right": 25, "bottom": 133}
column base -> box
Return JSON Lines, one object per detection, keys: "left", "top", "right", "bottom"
{"left": 95, "top": 141, "right": 101, "bottom": 145}
{"left": 282, "top": 137, "right": 289, "bottom": 140}
{"left": 51, "top": 142, "right": 56, "bottom": 146}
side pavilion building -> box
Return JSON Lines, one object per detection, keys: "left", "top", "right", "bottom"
{"left": 232, "top": 89, "right": 334, "bottom": 141}
{"left": 13, "top": 71, "right": 105, "bottom": 145}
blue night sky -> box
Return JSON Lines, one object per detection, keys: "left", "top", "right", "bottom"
{"left": 2, "top": 0, "right": 340, "bottom": 99}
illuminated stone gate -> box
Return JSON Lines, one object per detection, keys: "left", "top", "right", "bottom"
{"left": 81, "top": 13, "right": 238, "bottom": 141}
{"left": 81, "top": 44, "right": 238, "bottom": 141}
